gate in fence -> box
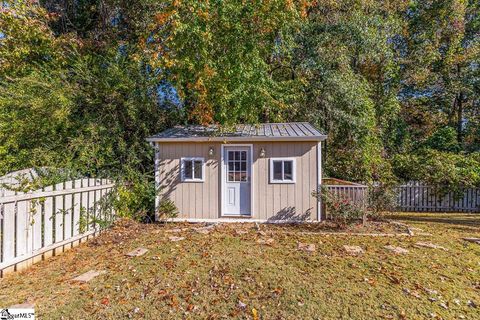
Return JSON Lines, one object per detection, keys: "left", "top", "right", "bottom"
{"left": 0, "top": 178, "right": 115, "bottom": 277}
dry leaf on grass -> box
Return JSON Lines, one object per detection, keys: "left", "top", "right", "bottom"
{"left": 384, "top": 245, "right": 409, "bottom": 254}
{"left": 257, "top": 238, "right": 275, "bottom": 245}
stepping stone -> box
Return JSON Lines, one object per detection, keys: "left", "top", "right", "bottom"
{"left": 257, "top": 238, "right": 275, "bottom": 245}
{"left": 194, "top": 225, "right": 215, "bottom": 234}
{"left": 462, "top": 237, "right": 480, "bottom": 244}
{"left": 414, "top": 242, "right": 448, "bottom": 251}
{"left": 343, "top": 245, "right": 364, "bottom": 255}
{"left": 384, "top": 245, "right": 409, "bottom": 254}
{"left": 9, "top": 302, "right": 34, "bottom": 309}
{"left": 126, "top": 247, "right": 149, "bottom": 257}
{"left": 72, "top": 270, "right": 106, "bottom": 283}
{"left": 168, "top": 236, "right": 185, "bottom": 242}
{"left": 298, "top": 243, "right": 316, "bottom": 252}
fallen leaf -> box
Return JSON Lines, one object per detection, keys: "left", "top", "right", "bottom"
{"left": 252, "top": 307, "right": 259, "bottom": 320}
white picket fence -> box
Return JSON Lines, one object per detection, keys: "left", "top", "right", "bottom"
{"left": 396, "top": 182, "right": 480, "bottom": 213}
{"left": 0, "top": 178, "right": 115, "bottom": 276}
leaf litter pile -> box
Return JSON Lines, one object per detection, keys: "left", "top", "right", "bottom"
{"left": 1, "top": 213, "right": 479, "bottom": 319}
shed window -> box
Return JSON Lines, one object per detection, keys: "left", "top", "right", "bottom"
{"left": 270, "top": 158, "right": 296, "bottom": 183}
{"left": 181, "top": 157, "right": 204, "bottom": 182}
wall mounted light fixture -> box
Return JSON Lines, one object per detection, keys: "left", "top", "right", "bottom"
{"left": 208, "top": 147, "right": 215, "bottom": 157}
{"left": 259, "top": 148, "right": 266, "bottom": 158}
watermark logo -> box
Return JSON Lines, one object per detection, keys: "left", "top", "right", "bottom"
{"left": 0, "top": 308, "right": 35, "bottom": 320}
{"left": 0, "top": 309, "right": 11, "bottom": 320}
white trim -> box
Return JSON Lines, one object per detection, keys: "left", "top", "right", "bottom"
{"left": 316, "top": 142, "right": 322, "bottom": 222}
{"left": 220, "top": 144, "right": 254, "bottom": 217}
{"left": 180, "top": 157, "right": 205, "bottom": 182}
{"left": 269, "top": 157, "right": 296, "bottom": 184}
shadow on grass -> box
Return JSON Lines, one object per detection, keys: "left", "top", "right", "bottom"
{"left": 390, "top": 213, "right": 480, "bottom": 228}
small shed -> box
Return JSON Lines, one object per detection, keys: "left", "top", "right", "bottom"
{"left": 147, "top": 122, "right": 327, "bottom": 222}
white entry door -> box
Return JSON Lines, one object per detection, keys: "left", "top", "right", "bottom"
{"left": 224, "top": 147, "right": 251, "bottom": 216}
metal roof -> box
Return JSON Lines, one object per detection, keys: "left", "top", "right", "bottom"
{"left": 147, "top": 122, "right": 326, "bottom": 142}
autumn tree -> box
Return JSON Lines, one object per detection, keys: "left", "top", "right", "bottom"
{"left": 146, "top": 0, "right": 312, "bottom": 125}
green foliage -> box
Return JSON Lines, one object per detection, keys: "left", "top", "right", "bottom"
{"left": 0, "top": 1, "right": 71, "bottom": 77}
{"left": 367, "top": 183, "right": 398, "bottom": 216}
{"left": 392, "top": 149, "right": 480, "bottom": 193}
{"left": 78, "top": 206, "right": 88, "bottom": 234}
{"left": 147, "top": 0, "right": 307, "bottom": 125}
{"left": 65, "top": 52, "right": 167, "bottom": 176}
{"left": 0, "top": 1, "right": 168, "bottom": 219}
{"left": 423, "top": 127, "right": 461, "bottom": 153}
{"left": 0, "top": 70, "right": 75, "bottom": 175}
{"left": 293, "top": 0, "right": 403, "bottom": 182}
{"left": 114, "top": 173, "right": 156, "bottom": 221}
{"left": 157, "top": 199, "right": 179, "bottom": 223}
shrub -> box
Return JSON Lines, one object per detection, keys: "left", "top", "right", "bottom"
{"left": 157, "top": 199, "right": 179, "bottom": 222}
{"left": 423, "top": 127, "right": 461, "bottom": 153}
{"left": 392, "top": 149, "right": 480, "bottom": 196}
{"left": 367, "top": 183, "right": 398, "bottom": 217}
{"left": 114, "top": 174, "right": 156, "bottom": 222}
{"left": 317, "top": 187, "right": 366, "bottom": 227}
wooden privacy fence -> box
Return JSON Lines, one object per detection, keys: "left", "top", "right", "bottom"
{"left": 396, "top": 182, "right": 480, "bottom": 213}
{"left": 325, "top": 185, "right": 368, "bottom": 207}
{"left": 0, "top": 178, "right": 115, "bottom": 277}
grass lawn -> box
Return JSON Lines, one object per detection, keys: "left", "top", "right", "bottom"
{"left": 1, "top": 213, "right": 479, "bottom": 319}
